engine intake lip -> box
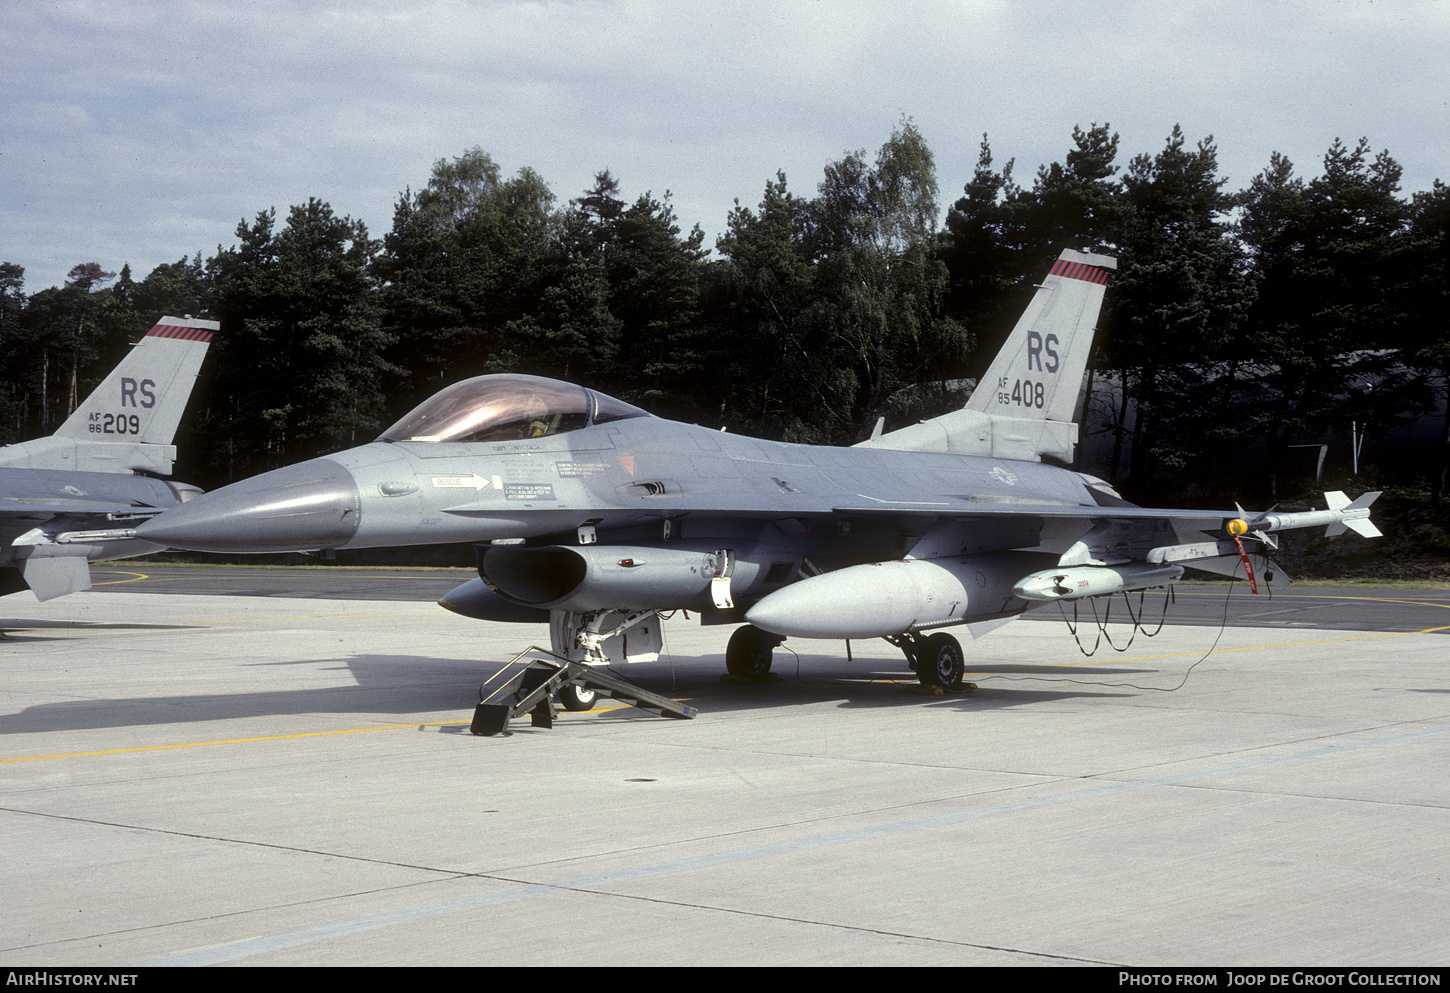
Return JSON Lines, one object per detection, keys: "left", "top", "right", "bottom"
{"left": 480, "top": 546, "right": 588, "bottom": 605}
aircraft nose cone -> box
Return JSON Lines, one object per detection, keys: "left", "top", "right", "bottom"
{"left": 135, "top": 458, "right": 361, "bottom": 553}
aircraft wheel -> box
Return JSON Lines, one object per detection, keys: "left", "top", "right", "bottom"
{"left": 559, "top": 684, "right": 598, "bottom": 712}
{"left": 917, "top": 632, "right": 965, "bottom": 690}
{"left": 726, "top": 625, "right": 776, "bottom": 678}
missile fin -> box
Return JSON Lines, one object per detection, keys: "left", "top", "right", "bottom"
{"left": 1345, "top": 518, "right": 1382, "bottom": 538}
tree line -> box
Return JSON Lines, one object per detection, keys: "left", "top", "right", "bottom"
{"left": 3, "top": 121, "right": 1447, "bottom": 504}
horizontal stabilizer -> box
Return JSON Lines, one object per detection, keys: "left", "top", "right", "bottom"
{"left": 16, "top": 555, "right": 92, "bottom": 601}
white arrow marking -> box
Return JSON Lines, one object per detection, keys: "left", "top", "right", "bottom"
{"left": 431, "top": 474, "right": 494, "bottom": 492}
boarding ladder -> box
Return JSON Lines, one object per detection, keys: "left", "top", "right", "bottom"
{"left": 470, "top": 648, "right": 697, "bottom": 737}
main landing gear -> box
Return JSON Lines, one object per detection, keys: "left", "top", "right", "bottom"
{"left": 726, "top": 625, "right": 972, "bottom": 693}
{"left": 725, "top": 625, "right": 783, "bottom": 679}
{"left": 887, "top": 631, "right": 970, "bottom": 691}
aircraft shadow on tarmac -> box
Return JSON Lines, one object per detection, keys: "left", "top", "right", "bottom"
{"left": 3, "top": 647, "right": 1166, "bottom": 734}
{"left": 692, "top": 678, "right": 1134, "bottom": 716}
{"left": 0, "top": 653, "right": 497, "bottom": 733}
{"left": 0, "top": 618, "right": 203, "bottom": 636}
{"left": 574, "top": 652, "right": 1151, "bottom": 718}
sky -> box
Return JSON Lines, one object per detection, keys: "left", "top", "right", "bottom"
{"left": 3, "top": 0, "right": 1448, "bottom": 294}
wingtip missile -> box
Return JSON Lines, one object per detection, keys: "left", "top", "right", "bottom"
{"left": 1227, "top": 491, "right": 1382, "bottom": 540}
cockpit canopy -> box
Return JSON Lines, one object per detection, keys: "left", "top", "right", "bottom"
{"left": 378, "top": 374, "right": 650, "bottom": 444}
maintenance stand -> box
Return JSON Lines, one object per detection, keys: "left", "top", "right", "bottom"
{"left": 471, "top": 650, "right": 698, "bottom": 736}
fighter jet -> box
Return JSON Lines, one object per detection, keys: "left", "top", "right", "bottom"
{"left": 0, "top": 316, "right": 216, "bottom": 600}
{"left": 129, "top": 252, "right": 1378, "bottom": 708}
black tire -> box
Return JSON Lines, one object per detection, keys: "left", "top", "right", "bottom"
{"left": 917, "top": 632, "right": 965, "bottom": 690}
{"left": 726, "top": 625, "right": 776, "bottom": 678}
{"left": 559, "top": 683, "right": 598, "bottom": 712}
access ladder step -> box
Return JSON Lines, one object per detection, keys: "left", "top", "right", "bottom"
{"left": 470, "top": 658, "right": 696, "bottom": 736}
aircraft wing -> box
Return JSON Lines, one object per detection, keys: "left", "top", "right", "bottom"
{"left": 834, "top": 492, "right": 1376, "bottom": 539}
{"left": 829, "top": 500, "right": 1231, "bottom": 574}
{"left": 835, "top": 498, "right": 1227, "bottom": 522}
{"left": 0, "top": 468, "right": 183, "bottom": 518}
{"left": 0, "top": 499, "right": 166, "bottom": 517}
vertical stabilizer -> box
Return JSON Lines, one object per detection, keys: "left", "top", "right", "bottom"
{"left": 965, "top": 249, "right": 1116, "bottom": 423}
{"left": 54, "top": 317, "right": 217, "bottom": 445}
{"left": 859, "top": 249, "right": 1115, "bottom": 461}
{"left": 0, "top": 316, "right": 217, "bottom": 475}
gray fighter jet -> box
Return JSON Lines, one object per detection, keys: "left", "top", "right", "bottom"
{"left": 128, "top": 252, "right": 1378, "bottom": 708}
{"left": 1, "top": 317, "right": 216, "bottom": 600}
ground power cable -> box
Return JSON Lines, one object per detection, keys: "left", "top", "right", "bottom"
{"left": 968, "top": 548, "right": 1283, "bottom": 694}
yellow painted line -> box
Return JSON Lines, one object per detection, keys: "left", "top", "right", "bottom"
{"left": 6, "top": 625, "right": 1442, "bottom": 764}
{"left": 92, "top": 569, "right": 459, "bottom": 587}
{"left": 0, "top": 702, "right": 674, "bottom": 764}
{"left": 1, "top": 721, "right": 477, "bottom": 764}
{"left": 977, "top": 590, "right": 1450, "bottom": 673}
{"left": 8, "top": 593, "right": 1443, "bottom": 762}
{"left": 1174, "top": 590, "right": 1450, "bottom": 608}
{"left": 0, "top": 611, "right": 434, "bottom": 635}
{"left": 968, "top": 623, "right": 1450, "bottom": 673}
{"left": 91, "top": 570, "right": 155, "bottom": 586}
{"left": 209, "top": 611, "right": 437, "bottom": 625}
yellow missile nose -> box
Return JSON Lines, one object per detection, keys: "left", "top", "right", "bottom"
{"left": 1227, "top": 518, "right": 1249, "bottom": 536}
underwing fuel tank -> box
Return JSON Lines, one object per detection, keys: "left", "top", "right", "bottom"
{"left": 743, "top": 551, "right": 1055, "bottom": 640}
{"left": 1011, "top": 562, "right": 1184, "bottom": 602}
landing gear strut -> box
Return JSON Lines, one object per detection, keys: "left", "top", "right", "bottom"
{"left": 888, "top": 631, "right": 968, "bottom": 691}
{"left": 544, "top": 609, "right": 662, "bottom": 710}
{"left": 726, "top": 625, "right": 783, "bottom": 679}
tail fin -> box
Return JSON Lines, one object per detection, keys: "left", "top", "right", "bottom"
{"left": 1, "top": 316, "right": 216, "bottom": 475}
{"left": 54, "top": 317, "right": 216, "bottom": 445}
{"left": 859, "top": 249, "right": 1115, "bottom": 461}
{"left": 966, "top": 249, "right": 1116, "bottom": 423}
{"left": 1321, "top": 490, "right": 1383, "bottom": 538}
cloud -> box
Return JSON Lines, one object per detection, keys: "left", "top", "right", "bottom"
{"left": 1, "top": 0, "right": 1445, "bottom": 291}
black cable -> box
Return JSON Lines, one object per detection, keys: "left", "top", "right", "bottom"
{"left": 976, "top": 575, "right": 1239, "bottom": 693}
